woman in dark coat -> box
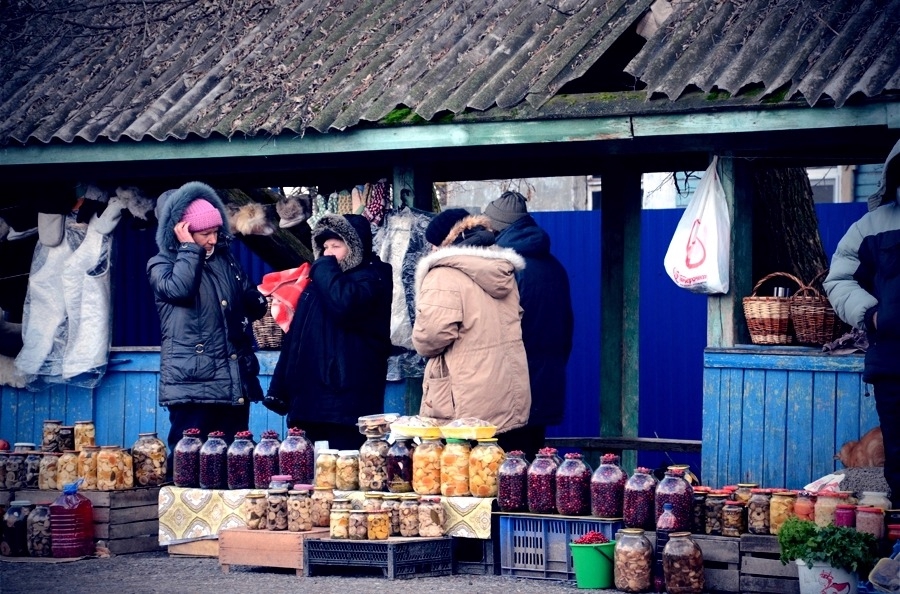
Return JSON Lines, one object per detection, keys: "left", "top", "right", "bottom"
{"left": 266, "top": 214, "right": 393, "bottom": 449}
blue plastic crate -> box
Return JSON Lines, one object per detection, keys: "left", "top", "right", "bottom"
{"left": 498, "top": 514, "right": 623, "bottom": 580}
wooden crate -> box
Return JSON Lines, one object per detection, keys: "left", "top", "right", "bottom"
{"left": 739, "top": 534, "right": 799, "bottom": 594}
{"left": 633, "top": 532, "right": 740, "bottom": 593}
{"left": 218, "top": 527, "right": 329, "bottom": 575}
{"left": 167, "top": 539, "right": 219, "bottom": 558}
{"left": 15, "top": 486, "right": 162, "bottom": 555}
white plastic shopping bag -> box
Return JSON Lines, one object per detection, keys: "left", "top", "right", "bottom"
{"left": 663, "top": 157, "right": 731, "bottom": 294}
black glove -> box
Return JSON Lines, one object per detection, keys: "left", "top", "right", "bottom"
{"left": 262, "top": 394, "right": 290, "bottom": 416}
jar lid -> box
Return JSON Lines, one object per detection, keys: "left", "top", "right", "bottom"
{"left": 364, "top": 492, "right": 384, "bottom": 498}
{"left": 43, "top": 419, "right": 63, "bottom": 424}
{"left": 268, "top": 488, "right": 289, "bottom": 494}
{"left": 750, "top": 488, "right": 767, "bottom": 494}
{"left": 270, "top": 474, "right": 293, "bottom": 481}
{"left": 669, "top": 531, "right": 692, "bottom": 538}
{"left": 445, "top": 438, "right": 469, "bottom": 444}
{"left": 82, "top": 445, "right": 101, "bottom": 451}
{"left": 620, "top": 528, "right": 646, "bottom": 535}
{"left": 773, "top": 491, "right": 797, "bottom": 497}
{"left": 100, "top": 445, "right": 120, "bottom": 449}
{"left": 10, "top": 500, "right": 33, "bottom": 506}
{"left": 737, "top": 483, "right": 759, "bottom": 487}
{"left": 337, "top": 450, "right": 359, "bottom": 456}
{"left": 350, "top": 509, "right": 368, "bottom": 514}
{"left": 382, "top": 494, "right": 400, "bottom": 499}
{"left": 318, "top": 449, "right": 339, "bottom": 455}
{"left": 857, "top": 507, "right": 884, "bottom": 514}
{"left": 860, "top": 491, "right": 888, "bottom": 497}
{"left": 476, "top": 438, "right": 499, "bottom": 443}
{"left": 313, "top": 486, "right": 333, "bottom": 491}
{"left": 692, "top": 486, "right": 712, "bottom": 493}
{"left": 817, "top": 491, "right": 846, "bottom": 498}
{"left": 836, "top": 504, "right": 856, "bottom": 510}
{"left": 137, "top": 432, "right": 159, "bottom": 437}
{"left": 707, "top": 492, "right": 729, "bottom": 498}
{"left": 400, "top": 494, "right": 420, "bottom": 500}
{"left": 725, "top": 500, "right": 745, "bottom": 507}
{"left": 74, "top": 420, "right": 94, "bottom": 425}
{"left": 245, "top": 493, "right": 266, "bottom": 498}
{"left": 13, "top": 442, "right": 37, "bottom": 448}
{"left": 332, "top": 497, "right": 350, "bottom": 502}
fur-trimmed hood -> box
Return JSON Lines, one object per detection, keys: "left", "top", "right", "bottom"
{"left": 436, "top": 213, "right": 496, "bottom": 248}
{"left": 312, "top": 213, "right": 371, "bottom": 272}
{"left": 868, "top": 136, "right": 900, "bottom": 211}
{"left": 415, "top": 244, "right": 525, "bottom": 299}
{"left": 155, "top": 182, "right": 231, "bottom": 252}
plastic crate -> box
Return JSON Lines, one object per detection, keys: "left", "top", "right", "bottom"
{"left": 498, "top": 514, "right": 623, "bottom": 580}
{"left": 453, "top": 536, "right": 499, "bottom": 575}
{"left": 303, "top": 537, "right": 453, "bottom": 579}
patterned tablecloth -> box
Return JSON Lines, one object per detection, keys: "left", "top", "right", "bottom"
{"left": 158, "top": 486, "right": 262, "bottom": 545}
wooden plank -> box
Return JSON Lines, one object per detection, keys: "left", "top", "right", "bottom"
{"left": 834, "top": 372, "right": 861, "bottom": 460}
{"left": 739, "top": 534, "right": 781, "bottom": 554}
{"left": 726, "top": 368, "right": 744, "bottom": 484}
{"left": 168, "top": 539, "right": 219, "bottom": 557}
{"left": 48, "top": 385, "right": 67, "bottom": 427}
{"left": 65, "top": 386, "right": 94, "bottom": 428}
{"left": 702, "top": 366, "right": 723, "bottom": 488}
{"left": 544, "top": 437, "right": 701, "bottom": 453}
{"left": 740, "top": 575, "right": 800, "bottom": 594}
{"left": 622, "top": 168, "right": 642, "bottom": 475}
{"left": 741, "top": 555, "right": 798, "bottom": 578}
{"left": 705, "top": 566, "right": 740, "bottom": 592}
{"left": 741, "top": 369, "right": 765, "bottom": 484}
{"left": 704, "top": 349, "right": 864, "bottom": 372}
{"left": 15, "top": 487, "right": 161, "bottom": 510}
{"left": 19, "top": 389, "right": 35, "bottom": 445}
{"left": 107, "top": 519, "right": 158, "bottom": 540}
{"left": 95, "top": 371, "right": 126, "bottom": 449}
{"left": 106, "top": 535, "right": 163, "bottom": 555}
{"left": 107, "top": 504, "right": 158, "bottom": 525}
{"left": 218, "top": 527, "right": 329, "bottom": 571}
{"left": 859, "top": 376, "right": 879, "bottom": 435}
{"left": 137, "top": 371, "right": 158, "bottom": 435}
{"left": 785, "top": 371, "right": 814, "bottom": 490}
{"left": 31, "top": 389, "right": 50, "bottom": 444}
{"left": 812, "top": 372, "right": 837, "bottom": 479}
{"left": 762, "top": 370, "right": 787, "bottom": 488}
{"left": 695, "top": 536, "right": 740, "bottom": 564}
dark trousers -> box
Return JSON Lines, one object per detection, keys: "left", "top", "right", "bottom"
{"left": 497, "top": 425, "right": 548, "bottom": 460}
{"left": 289, "top": 420, "right": 364, "bottom": 451}
{"left": 872, "top": 381, "right": 900, "bottom": 506}
{"left": 166, "top": 402, "right": 251, "bottom": 476}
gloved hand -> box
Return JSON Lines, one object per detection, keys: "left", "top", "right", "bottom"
{"left": 262, "top": 394, "right": 290, "bottom": 416}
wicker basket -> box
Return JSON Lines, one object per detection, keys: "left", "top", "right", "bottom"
{"left": 252, "top": 296, "right": 284, "bottom": 350}
{"left": 790, "top": 271, "right": 847, "bottom": 345}
{"left": 742, "top": 271, "right": 803, "bottom": 345}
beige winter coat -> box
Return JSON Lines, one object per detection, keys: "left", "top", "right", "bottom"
{"left": 412, "top": 244, "right": 531, "bottom": 434}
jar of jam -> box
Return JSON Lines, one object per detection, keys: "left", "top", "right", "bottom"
{"left": 623, "top": 467, "right": 657, "bottom": 530}
{"left": 287, "top": 487, "right": 313, "bottom": 532}
{"left": 855, "top": 506, "right": 884, "bottom": 538}
{"left": 662, "top": 532, "right": 705, "bottom": 593}
{"left": 386, "top": 437, "right": 414, "bottom": 493}
{"left": 440, "top": 438, "right": 471, "bottom": 497}
{"left": 243, "top": 493, "right": 267, "bottom": 530}
{"left": 279, "top": 428, "right": 314, "bottom": 485}
{"left": 469, "top": 438, "right": 504, "bottom": 497}
{"left": 734, "top": 483, "right": 758, "bottom": 504}
{"left": 335, "top": 450, "right": 360, "bottom": 491}
{"left": 417, "top": 496, "right": 445, "bottom": 537}
{"left": 655, "top": 468, "right": 693, "bottom": 532}
{"left": 555, "top": 452, "right": 592, "bottom": 516}
{"left": 722, "top": 501, "right": 745, "bottom": 537}
{"left": 399, "top": 494, "right": 419, "bottom": 536}
{"left": 591, "top": 453, "right": 628, "bottom": 518}
{"left": 174, "top": 428, "right": 202, "bottom": 488}
{"left": 381, "top": 494, "right": 401, "bottom": 536}
{"left": 226, "top": 431, "right": 255, "bottom": 490}
{"left": 527, "top": 448, "right": 559, "bottom": 514}
{"left": 267, "top": 488, "right": 289, "bottom": 531}
{"left": 310, "top": 487, "right": 334, "bottom": 528}
{"left": 315, "top": 449, "right": 339, "bottom": 489}
{"left": 498, "top": 450, "right": 528, "bottom": 512}
{"left": 367, "top": 509, "right": 390, "bottom": 540}
{"left": 73, "top": 420, "right": 95, "bottom": 452}
{"left": 412, "top": 438, "right": 442, "bottom": 495}
{"left": 38, "top": 452, "right": 61, "bottom": 490}
{"left": 199, "top": 432, "right": 228, "bottom": 490}
{"left": 614, "top": 528, "right": 653, "bottom": 593}
{"left": 132, "top": 432, "right": 167, "bottom": 487}
{"left": 705, "top": 491, "right": 728, "bottom": 535}
{"left": 747, "top": 489, "right": 771, "bottom": 535}
{"left": 359, "top": 433, "right": 389, "bottom": 491}
{"left": 770, "top": 491, "right": 797, "bottom": 534}
{"left": 253, "top": 430, "right": 281, "bottom": 489}
{"left": 78, "top": 445, "right": 101, "bottom": 490}
{"left": 813, "top": 491, "right": 845, "bottom": 528}
{"left": 834, "top": 504, "right": 856, "bottom": 528}
{"left": 794, "top": 491, "right": 815, "bottom": 522}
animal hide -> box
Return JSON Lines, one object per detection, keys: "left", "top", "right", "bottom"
{"left": 835, "top": 426, "right": 885, "bottom": 468}
{"left": 230, "top": 203, "right": 274, "bottom": 236}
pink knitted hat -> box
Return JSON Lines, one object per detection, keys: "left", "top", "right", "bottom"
{"left": 181, "top": 199, "right": 223, "bottom": 232}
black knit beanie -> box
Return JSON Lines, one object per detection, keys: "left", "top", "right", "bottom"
{"left": 425, "top": 208, "right": 470, "bottom": 246}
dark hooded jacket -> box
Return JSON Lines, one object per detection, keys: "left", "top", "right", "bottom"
{"left": 825, "top": 138, "right": 900, "bottom": 381}
{"left": 268, "top": 214, "right": 393, "bottom": 425}
{"left": 495, "top": 214, "right": 574, "bottom": 425}
{"left": 147, "top": 182, "right": 267, "bottom": 407}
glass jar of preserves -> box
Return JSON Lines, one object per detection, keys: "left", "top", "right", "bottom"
{"left": 311, "top": 487, "right": 334, "bottom": 528}
{"left": 0, "top": 452, "right": 7, "bottom": 487}
{"left": 591, "top": 453, "right": 628, "bottom": 518}
{"left": 96, "top": 446, "right": 121, "bottom": 491}
{"left": 13, "top": 442, "right": 37, "bottom": 453}
{"left": 417, "top": 496, "right": 445, "bottom": 537}
{"left": 332, "top": 497, "right": 352, "bottom": 512}
{"left": 747, "top": 489, "right": 771, "bottom": 535}
{"left": 268, "top": 474, "right": 293, "bottom": 490}
{"left": 56, "top": 450, "right": 79, "bottom": 488}
{"left": 440, "top": 438, "right": 471, "bottom": 497}
{"left": 174, "top": 428, "right": 202, "bottom": 488}
{"left": 42, "top": 420, "right": 63, "bottom": 453}
{"left": 117, "top": 448, "right": 134, "bottom": 490}
{"left": 399, "top": 494, "right": 419, "bottom": 536}
{"left": 623, "top": 467, "right": 658, "bottom": 530}
{"left": 367, "top": 509, "right": 390, "bottom": 540}
{"left": 794, "top": 491, "right": 815, "bottom": 522}
{"left": 469, "top": 438, "right": 504, "bottom": 498}
{"left": 363, "top": 491, "right": 384, "bottom": 512}
{"left": 386, "top": 437, "right": 414, "bottom": 493}
{"left": 855, "top": 506, "right": 884, "bottom": 538}
{"left": 691, "top": 487, "right": 709, "bottom": 534}
{"left": 226, "top": 431, "right": 254, "bottom": 490}
{"left": 705, "top": 491, "right": 728, "bottom": 535}
{"left": 287, "top": 487, "right": 313, "bottom": 532}
{"left": 734, "top": 483, "right": 758, "bottom": 504}
{"left": 132, "top": 432, "right": 167, "bottom": 487}
{"left": 73, "top": 420, "right": 95, "bottom": 452}
{"left": 655, "top": 468, "right": 693, "bottom": 532}
{"left": 279, "top": 428, "right": 314, "bottom": 485}
{"left": 58, "top": 426, "right": 75, "bottom": 452}
{"left": 24, "top": 451, "right": 42, "bottom": 488}
{"left": 412, "top": 438, "right": 442, "bottom": 495}
{"left": 1, "top": 500, "right": 34, "bottom": 557}
{"left": 243, "top": 493, "right": 267, "bottom": 530}
{"left": 315, "top": 449, "right": 338, "bottom": 489}
{"left": 722, "top": 501, "right": 745, "bottom": 537}
{"left": 253, "top": 430, "right": 281, "bottom": 489}
{"left": 858, "top": 491, "right": 891, "bottom": 512}
{"left": 770, "top": 491, "right": 797, "bottom": 534}
{"left": 382, "top": 494, "right": 401, "bottom": 536}
{"left": 38, "top": 452, "right": 60, "bottom": 490}
{"left": 663, "top": 532, "right": 705, "bottom": 594}
{"left": 813, "top": 491, "right": 845, "bottom": 528}
{"left": 78, "top": 445, "right": 101, "bottom": 490}
{"left": 556, "top": 452, "right": 592, "bottom": 516}
{"left": 267, "top": 488, "right": 289, "bottom": 531}
{"left": 614, "top": 528, "right": 653, "bottom": 593}
{"left": 4, "top": 451, "right": 25, "bottom": 490}
{"left": 335, "top": 450, "right": 360, "bottom": 491}
{"left": 498, "top": 450, "right": 528, "bottom": 512}
{"left": 199, "top": 432, "right": 227, "bottom": 490}
{"left": 26, "top": 503, "right": 52, "bottom": 557}
{"left": 329, "top": 508, "right": 350, "bottom": 539}
{"left": 834, "top": 504, "right": 856, "bottom": 528}
{"left": 359, "top": 433, "right": 389, "bottom": 491}
{"left": 527, "top": 448, "right": 560, "bottom": 514}
{"left": 348, "top": 510, "right": 368, "bottom": 540}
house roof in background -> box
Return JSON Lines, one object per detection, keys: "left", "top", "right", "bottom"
{"left": 0, "top": 0, "right": 898, "bottom": 149}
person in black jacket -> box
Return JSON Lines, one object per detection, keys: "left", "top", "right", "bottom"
{"left": 265, "top": 214, "right": 393, "bottom": 450}
{"left": 486, "top": 191, "right": 575, "bottom": 457}
{"left": 148, "top": 182, "right": 267, "bottom": 459}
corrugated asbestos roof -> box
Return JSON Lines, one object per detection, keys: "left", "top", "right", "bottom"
{"left": 627, "top": 0, "right": 900, "bottom": 107}
{"left": 0, "top": 0, "right": 898, "bottom": 147}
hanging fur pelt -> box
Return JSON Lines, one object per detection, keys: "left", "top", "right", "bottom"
{"left": 229, "top": 202, "right": 275, "bottom": 236}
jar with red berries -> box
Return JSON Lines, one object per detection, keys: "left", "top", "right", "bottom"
{"left": 253, "top": 430, "right": 281, "bottom": 489}
{"left": 199, "top": 431, "right": 227, "bottom": 490}
{"left": 173, "top": 428, "right": 202, "bottom": 488}
{"left": 623, "top": 467, "right": 657, "bottom": 530}
{"left": 279, "top": 427, "right": 314, "bottom": 484}
{"left": 655, "top": 468, "right": 693, "bottom": 532}
{"left": 227, "top": 431, "right": 255, "bottom": 490}
{"left": 527, "top": 448, "right": 559, "bottom": 514}
{"left": 498, "top": 451, "right": 529, "bottom": 512}
{"left": 591, "top": 453, "right": 628, "bottom": 518}
{"left": 556, "top": 452, "right": 592, "bottom": 515}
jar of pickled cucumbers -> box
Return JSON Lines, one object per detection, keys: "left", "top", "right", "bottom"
{"left": 412, "top": 438, "right": 442, "bottom": 495}
{"left": 469, "top": 438, "right": 504, "bottom": 498}
{"left": 440, "top": 438, "right": 471, "bottom": 497}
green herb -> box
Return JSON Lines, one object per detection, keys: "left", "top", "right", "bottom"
{"left": 777, "top": 516, "right": 878, "bottom": 573}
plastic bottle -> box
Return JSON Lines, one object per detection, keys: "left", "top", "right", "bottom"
{"left": 50, "top": 481, "right": 95, "bottom": 558}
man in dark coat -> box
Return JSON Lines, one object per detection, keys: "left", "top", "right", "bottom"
{"left": 266, "top": 214, "right": 393, "bottom": 450}
{"left": 147, "top": 181, "right": 267, "bottom": 458}
{"left": 486, "top": 191, "right": 574, "bottom": 457}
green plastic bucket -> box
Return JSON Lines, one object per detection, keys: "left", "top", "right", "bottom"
{"left": 570, "top": 541, "right": 615, "bottom": 589}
